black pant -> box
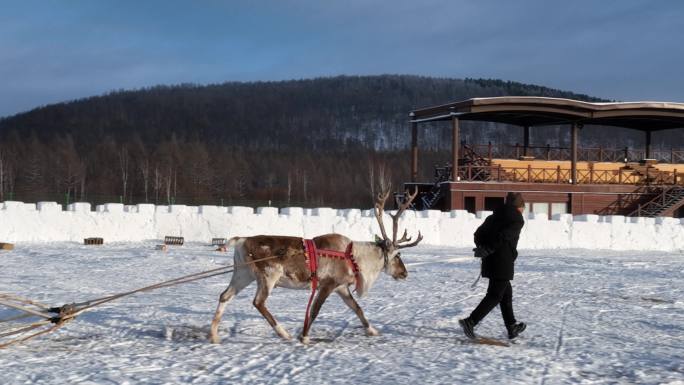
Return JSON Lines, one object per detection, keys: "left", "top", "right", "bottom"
{"left": 469, "top": 279, "right": 516, "bottom": 326}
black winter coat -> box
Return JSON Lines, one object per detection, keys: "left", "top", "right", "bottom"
{"left": 474, "top": 204, "right": 524, "bottom": 280}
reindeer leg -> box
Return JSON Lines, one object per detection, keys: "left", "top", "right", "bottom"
{"left": 253, "top": 274, "right": 292, "bottom": 340}
{"left": 209, "top": 268, "right": 254, "bottom": 344}
{"left": 336, "top": 286, "right": 379, "bottom": 336}
{"left": 299, "top": 283, "right": 335, "bottom": 344}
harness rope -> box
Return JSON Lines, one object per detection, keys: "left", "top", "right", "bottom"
{"left": 302, "top": 240, "right": 358, "bottom": 333}
{"left": 0, "top": 254, "right": 282, "bottom": 349}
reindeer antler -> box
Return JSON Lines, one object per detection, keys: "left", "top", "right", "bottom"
{"left": 374, "top": 189, "right": 391, "bottom": 243}
{"left": 373, "top": 186, "right": 423, "bottom": 249}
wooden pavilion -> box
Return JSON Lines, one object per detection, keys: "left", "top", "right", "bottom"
{"left": 406, "top": 97, "right": 684, "bottom": 217}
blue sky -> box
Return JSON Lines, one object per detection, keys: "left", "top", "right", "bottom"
{"left": 1, "top": 0, "right": 683, "bottom": 117}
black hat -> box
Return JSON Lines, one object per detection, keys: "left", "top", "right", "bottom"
{"left": 505, "top": 192, "right": 525, "bottom": 208}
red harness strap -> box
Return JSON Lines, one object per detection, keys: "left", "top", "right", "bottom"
{"left": 302, "top": 240, "right": 358, "bottom": 332}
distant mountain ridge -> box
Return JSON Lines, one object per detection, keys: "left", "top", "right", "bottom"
{"left": 0, "top": 75, "right": 608, "bottom": 151}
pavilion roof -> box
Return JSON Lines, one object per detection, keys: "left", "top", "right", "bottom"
{"left": 410, "top": 97, "right": 684, "bottom": 131}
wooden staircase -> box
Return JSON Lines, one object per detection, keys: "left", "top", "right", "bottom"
{"left": 628, "top": 186, "right": 684, "bottom": 217}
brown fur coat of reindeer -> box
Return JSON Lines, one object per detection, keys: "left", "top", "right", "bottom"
{"left": 209, "top": 189, "right": 422, "bottom": 344}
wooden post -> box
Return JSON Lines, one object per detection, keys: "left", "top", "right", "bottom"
{"left": 645, "top": 130, "right": 652, "bottom": 159}
{"left": 674, "top": 169, "right": 678, "bottom": 184}
{"left": 411, "top": 121, "right": 418, "bottom": 182}
{"left": 571, "top": 123, "right": 579, "bottom": 185}
{"left": 451, "top": 117, "right": 460, "bottom": 181}
{"left": 599, "top": 146, "right": 604, "bottom": 162}
{"left": 515, "top": 143, "right": 520, "bottom": 159}
{"left": 523, "top": 126, "right": 530, "bottom": 157}
{"left": 619, "top": 169, "right": 623, "bottom": 184}
{"left": 488, "top": 141, "right": 492, "bottom": 162}
{"left": 527, "top": 164, "right": 532, "bottom": 183}
{"left": 556, "top": 165, "right": 561, "bottom": 183}
{"left": 546, "top": 144, "right": 551, "bottom": 160}
{"left": 624, "top": 147, "right": 629, "bottom": 162}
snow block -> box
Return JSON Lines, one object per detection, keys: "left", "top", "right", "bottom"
{"left": 527, "top": 212, "right": 548, "bottom": 221}
{"left": 96, "top": 205, "right": 106, "bottom": 213}
{"left": 420, "top": 210, "right": 442, "bottom": 219}
{"left": 312, "top": 207, "right": 335, "bottom": 217}
{"left": 280, "top": 207, "right": 303, "bottom": 217}
{"left": 105, "top": 203, "right": 124, "bottom": 213}
{"left": 36, "top": 201, "right": 61, "bottom": 213}
{"left": 155, "top": 205, "right": 169, "bottom": 213}
{"left": 68, "top": 202, "right": 91, "bottom": 212}
{"left": 199, "top": 205, "right": 222, "bottom": 215}
{"left": 137, "top": 204, "right": 156, "bottom": 214}
{"left": 575, "top": 214, "right": 599, "bottom": 223}
{"left": 2, "top": 201, "right": 26, "bottom": 211}
{"left": 552, "top": 213, "right": 573, "bottom": 222}
{"left": 361, "top": 209, "right": 376, "bottom": 218}
{"left": 256, "top": 207, "right": 278, "bottom": 217}
{"left": 656, "top": 217, "right": 678, "bottom": 225}
{"left": 602, "top": 215, "right": 625, "bottom": 224}
{"left": 345, "top": 209, "right": 362, "bottom": 220}
{"left": 629, "top": 217, "right": 646, "bottom": 224}
{"left": 449, "top": 210, "right": 471, "bottom": 219}
{"left": 228, "top": 206, "right": 254, "bottom": 216}
{"left": 169, "top": 205, "right": 188, "bottom": 214}
{"left": 476, "top": 211, "right": 493, "bottom": 219}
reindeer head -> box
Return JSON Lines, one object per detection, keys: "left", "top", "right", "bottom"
{"left": 373, "top": 187, "right": 423, "bottom": 280}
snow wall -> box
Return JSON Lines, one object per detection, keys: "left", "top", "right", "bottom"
{"left": 0, "top": 201, "right": 683, "bottom": 252}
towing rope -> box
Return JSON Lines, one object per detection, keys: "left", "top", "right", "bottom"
{"left": 0, "top": 254, "right": 281, "bottom": 349}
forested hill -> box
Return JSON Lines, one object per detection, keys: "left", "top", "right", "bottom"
{"left": 0, "top": 75, "right": 604, "bottom": 151}
{"left": 0, "top": 75, "right": 667, "bottom": 209}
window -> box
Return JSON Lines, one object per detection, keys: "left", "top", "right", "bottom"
{"left": 532, "top": 202, "right": 549, "bottom": 216}
{"left": 551, "top": 203, "right": 568, "bottom": 216}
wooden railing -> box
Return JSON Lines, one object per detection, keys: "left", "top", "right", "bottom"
{"left": 468, "top": 143, "right": 684, "bottom": 164}
{"left": 455, "top": 164, "right": 684, "bottom": 185}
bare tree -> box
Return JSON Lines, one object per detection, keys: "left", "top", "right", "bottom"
{"left": 119, "top": 145, "right": 129, "bottom": 201}
{"left": 287, "top": 172, "right": 292, "bottom": 204}
{"left": 0, "top": 148, "right": 6, "bottom": 201}
{"left": 139, "top": 158, "right": 151, "bottom": 203}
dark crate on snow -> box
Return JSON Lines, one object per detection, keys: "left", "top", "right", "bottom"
{"left": 164, "top": 236, "right": 184, "bottom": 245}
{"left": 84, "top": 238, "right": 104, "bottom": 245}
{"left": 212, "top": 238, "right": 227, "bottom": 246}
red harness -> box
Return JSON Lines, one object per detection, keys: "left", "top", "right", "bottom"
{"left": 302, "top": 239, "right": 359, "bottom": 331}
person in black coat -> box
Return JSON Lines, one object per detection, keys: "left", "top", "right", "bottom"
{"left": 459, "top": 192, "right": 527, "bottom": 340}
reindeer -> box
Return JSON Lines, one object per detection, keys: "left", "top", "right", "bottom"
{"left": 209, "top": 188, "right": 423, "bottom": 344}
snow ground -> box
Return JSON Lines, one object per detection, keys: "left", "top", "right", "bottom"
{"left": 1, "top": 243, "right": 683, "bottom": 385}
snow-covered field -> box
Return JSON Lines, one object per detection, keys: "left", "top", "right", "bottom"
{"left": 1, "top": 243, "right": 683, "bottom": 384}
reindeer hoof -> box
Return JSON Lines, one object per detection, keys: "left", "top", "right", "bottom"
{"left": 365, "top": 326, "right": 380, "bottom": 336}
{"left": 299, "top": 335, "right": 311, "bottom": 345}
{"left": 209, "top": 334, "right": 221, "bottom": 344}
{"left": 274, "top": 324, "right": 292, "bottom": 340}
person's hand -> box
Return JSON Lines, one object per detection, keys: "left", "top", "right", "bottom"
{"left": 473, "top": 246, "right": 494, "bottom": 258}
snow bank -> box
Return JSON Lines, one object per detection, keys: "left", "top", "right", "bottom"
{"left": 0, "top": 201, "right": 682, "bottom": 251}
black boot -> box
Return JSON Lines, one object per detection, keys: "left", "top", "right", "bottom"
{"left": 506, "top": 322, "right": 526, "bottom": 339}
{"left": 459, "top": 318, "right": 476, "bottom": 339}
